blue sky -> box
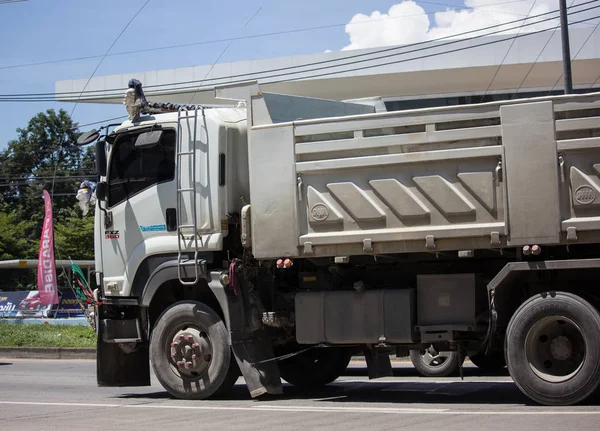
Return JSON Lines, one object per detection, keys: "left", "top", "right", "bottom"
{"left": 0, "top": 0, "right": 559, "bottom": 149}
{"left": 0, "top": 0, "right": 469, "bottom": 148}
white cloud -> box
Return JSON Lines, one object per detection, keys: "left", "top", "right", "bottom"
{"left": 341, "top": 0, "right": 561, "bottom": 51}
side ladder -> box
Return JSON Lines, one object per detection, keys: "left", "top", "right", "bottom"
{"left": 176, "top": 106, "right": 202, "bottom": 285}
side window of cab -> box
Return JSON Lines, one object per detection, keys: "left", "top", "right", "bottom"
{"left": 107, "top": 129, "right": 175, "bottom": 207}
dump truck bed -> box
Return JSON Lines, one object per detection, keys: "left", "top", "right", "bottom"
{"left": 244, "top": 90, "right": 600, "bottom": 260}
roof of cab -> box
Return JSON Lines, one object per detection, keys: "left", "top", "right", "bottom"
{"left": 113, "top": 107, "right": 246, "bottom": 134}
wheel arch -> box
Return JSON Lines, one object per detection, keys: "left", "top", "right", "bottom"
{"left": 489, "top": 259, "right": 600, "bottom": 328}
{"left": 140, "top": 260, "right": 285, "bottom": 397}
{"left": 141, "top": 261, "right": 230, "bottom": 331}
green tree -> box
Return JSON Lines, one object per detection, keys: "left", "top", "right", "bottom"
{"left": 0, "top": 212, "right": 37, "bottom": 290}
{"left": 0, "top": 109, "right": 96, "bottom": 281}
{"left": 54, "top": 216, "right": 95, "bottom": 261}
{"left": 0, "top": 109, "right": 93, "bottom": 225}
{"left": 0, "top": 212, "right": 36, "bottom": 260}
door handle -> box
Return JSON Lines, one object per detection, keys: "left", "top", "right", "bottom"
{"left": 166, "top": 208, "right": 177, "bottom": 232}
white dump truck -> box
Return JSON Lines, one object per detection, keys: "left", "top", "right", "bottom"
{"left": 84, "top": 81, "right": 600, "bottom": 406}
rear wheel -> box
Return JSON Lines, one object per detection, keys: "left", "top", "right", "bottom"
{"left": 277, "top": 346, "right": 352, "bottom": 389}
{"left": 506, "top": 291, "right": 600, "bottom": 406}
{"left": 410, "top": 345, "right": 463, "bottom": 377}
{"left": 150, "top": 301, "right": 237, "bottom": 399}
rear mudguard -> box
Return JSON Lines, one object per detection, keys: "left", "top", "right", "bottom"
{"left": 208, "top": 270, "right": 283, "bottom": 397}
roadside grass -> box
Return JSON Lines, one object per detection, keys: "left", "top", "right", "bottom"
{"left": 0, "top": 322, "right": 95, "bottom": 348}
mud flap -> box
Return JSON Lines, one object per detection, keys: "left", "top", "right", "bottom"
{"left": 96, "top": 306, "right": 150, "bottom": 387}
{"left": 364, "top": 347, "right": 393, "bottom": 379}
{"left": 209, "top": 269, "right": 283, "bottom": 397}
{"left": 97, "top": 341, "right": 150, "bottom": 387}
{"left": 231, "top": 329, "right": 283, "bottom": 398}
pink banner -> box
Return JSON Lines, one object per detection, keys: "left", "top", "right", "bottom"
{"left": 37, "top": 189, "right": 58, "bottom": 305}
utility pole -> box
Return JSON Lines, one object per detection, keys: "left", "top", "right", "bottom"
{"left": 559, "top": 0, "right": 573, "bottom": 94}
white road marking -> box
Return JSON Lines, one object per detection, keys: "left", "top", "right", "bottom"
{"left": 337, "top": 379, "right": 400, "bottom": 384}
{"left": 438, "top": 411, "right": 600, "bottom": 415}
{"left": 379, "top": 380, "right": 511, "bottom": 390}
{"left": 0, "top": 401, "right": 121, "bottom": 408}
{"left": 0, "top": 400, "right": 442, "bottom": 414}
{"left": 1, "top": 400, "right": 599, "bottom": 415}
{"left": 252, "top": 405, "right": 448, "bottom": 413}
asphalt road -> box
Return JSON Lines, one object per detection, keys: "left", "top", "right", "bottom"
{"left": 1, "top": 359, "right": 599, "bottom": 431}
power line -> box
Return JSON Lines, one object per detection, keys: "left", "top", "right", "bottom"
{"left": 102, "top": 1, "right": 592, "bottom": 93}
{"left": 0, "top": 180, "right": 94, "bottom": 187}
{"left": 3, "top": 7, "right": 599, "bottom": 106}
{"left": 266, "top": 15, "right": 600, "bottom": 86}
{"left": 547, "top": 16, "right": 600, "bottom": 94}
{"left": 2, "top": 142, "right": 94, "bottom": 155}
{"left": 252, "top": 16, "right": 600, "bottom": 93}
{"left": 418, "top": 0, "right": 533, "bottom": 15}
{"left": 5, "top": 15, "right": 599, "bottom": 109}
{"left": 0, "top": 173, "right": 96, "bottom": 180}
{"left": 590, "top": 72, "right": 600, "bottom": 88}
{"left": 50, "top": 0, "right": 150, "bottom": 202}
{"left": 480, "top": 0, "right": 539, "bottom": 102}
{"left": 188, "top": 6, "right": 262, "bottom": 104}
{"left": 511, "top": 0, "right": 578, "bottom": 98}
{"left": 1, "top": 2, "right": 595, "bottom": 102}
{"left": 0, "top": 178, "right": 96, "bottom": 188}
{"left": 71, "top": 115, "right": 129, "bottom": 129}
{"left": 68, "top": 0, "right": 151, "bottom": 119}
{"left": 0, "top": 174, "right": 96, "bottom": 186}
{"left": 1, "top": 176, "right": 94, "bottom": 182}
{"left": 102, "top": 7, "right": 600, "bottom": 96}
{"left": 3, "top": 1, "right": 593, "bottom": 98}
{"left": 0, "top": 0, "right": 536, "bottom": 72}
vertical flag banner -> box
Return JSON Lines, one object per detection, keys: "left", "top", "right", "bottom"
{"left": 37, "top": 189, "right": 58, "bottom": 305}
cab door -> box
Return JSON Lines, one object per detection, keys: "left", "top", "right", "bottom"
{"left": 100, "top": 127, "right": 177, "bottom": 297}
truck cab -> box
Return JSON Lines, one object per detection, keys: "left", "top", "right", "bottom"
{"left": 95, "top": 106, "right": 248, "bottom": 298}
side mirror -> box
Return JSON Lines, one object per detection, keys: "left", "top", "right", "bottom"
{"left": 95, "top": 140, "right": 107, "bottom": 177}
{"left": 77, "top": 129, "right": 100, "bottom": 146}
{"left": 96, "top": 181, "right": 107, "bottom": 202}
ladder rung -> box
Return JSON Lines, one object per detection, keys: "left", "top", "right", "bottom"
{"left": 176, "top": 111, "right": 200, "bottom": 272}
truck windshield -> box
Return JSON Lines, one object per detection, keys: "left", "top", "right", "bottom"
{"left": 107, "top": 129, "right": 176, "bottom": 207}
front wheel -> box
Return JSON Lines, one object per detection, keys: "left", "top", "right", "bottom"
{"left": 277, "top": 346, "right": 352, "bottom": 389}
{"left": 506, "top": 291, "right": 600, "bottom": 406}
{"left": 150, "top": 301, "right": 237, "bottom": 400}
{"left": 410, "top": 346, "right": 463, "bottom": 377}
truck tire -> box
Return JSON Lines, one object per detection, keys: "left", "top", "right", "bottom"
{"left": 410, "top": 346, "right": 463, "bottom": 377}
{"left": 150, "top": 301, "right": 236, "bottom": 399}
{"left": 468, "top": 351, "right": 506, "bottom": 371}
{"left": 278, "top": 347, "right": 352, "bottom": 389}
{"left": 506, "top": 291, "right": 600, "bottom": 406}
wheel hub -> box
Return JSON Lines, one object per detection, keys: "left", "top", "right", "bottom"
{"left": 550, "top": 335, "right": 573, "bottom": 361}
{"left": 169, "top": 328, "right": 212, "bottom": 377}
{"left": 420, "top": 346, "right": 450, "bottom": 367}
{"left": 525, "top": 316, "right": 586, "bottom": 383}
